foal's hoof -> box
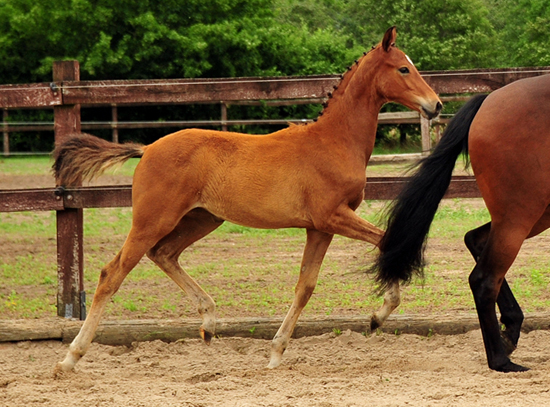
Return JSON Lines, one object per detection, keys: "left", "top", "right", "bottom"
{"left": 370, "top": 314, "right": 382, "bottom": 331}
{"left": 52, "top": 363, "right": 72, "bottom": 379}
{"left": 267, "top": 354, "right": 282, "bottom": 369}
{"left": 200, "top": 327, "right": 214, "bottom": 345}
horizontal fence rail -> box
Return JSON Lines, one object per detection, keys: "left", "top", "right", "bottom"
{"left": 1, "top": 111, "right": 432, "bottom": 133}
{"left": 3, "top": 67, "right": 549, "bottom": 156}
{"left": 0, "top": 176, "right": 480, "bottom": 213}
{"left": 2, "top": 66, "right": 550, "bottom": 109}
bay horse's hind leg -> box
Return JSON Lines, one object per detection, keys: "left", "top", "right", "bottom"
{"left": 146, "top": 208, "right": 224, "bottom": 343}
{"left": 465, "top": 222, "right": 523, "bottom": 355}
{"left": 468, "top": 222, "right": 532, "bottom": 372}
{"left": 268, "top": 229, "right": 333, "bottom": 368}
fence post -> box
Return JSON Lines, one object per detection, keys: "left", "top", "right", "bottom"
{"left": 2, "top": 109, "right": 8, "bottom": 156}
{"left": 420, "top": 116, "right": 431, "bottom": 155}
{"left": 221, "top": 102, "right": 228, "bottom": 131}
{"left": 111, "top": 104, "right": 119, "bottom": 143}
{"left": 53, "top": 60, "right": 86, "bottom": 320}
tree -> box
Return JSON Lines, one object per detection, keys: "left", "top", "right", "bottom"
{"left": 343, "top": 0, "right": 498, "bottom": 70}
{"left": 0, "top": 0, "right": 359, "bottom": 84}
{"left": 485, "top": 0, "right": 550, "bottom": 67}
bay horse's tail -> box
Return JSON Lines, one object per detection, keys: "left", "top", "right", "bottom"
{"left": 371, "top": 94, "right": 488, "bottom": 292}
{"left": 52, "top": 133, "right": 145, "bottom": 186}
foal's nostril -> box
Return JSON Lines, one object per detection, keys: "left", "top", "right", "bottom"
{"left": 435, "top": 101, "right": 443, "bottom": 114}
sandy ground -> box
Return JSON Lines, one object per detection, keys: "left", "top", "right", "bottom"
{"left": 3, "top": 163, "right": 550, "bottom": 406}
{"left": 2, "top": 329, "right": 550, "bottom": 406}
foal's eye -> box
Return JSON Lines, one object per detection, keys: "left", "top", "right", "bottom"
{"left": 398, "top": 67, "right": 410, "bottom": 74}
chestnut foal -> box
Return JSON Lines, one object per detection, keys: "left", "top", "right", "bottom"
{"left": 53, "top": 27, "right": 441, "bottom": 374}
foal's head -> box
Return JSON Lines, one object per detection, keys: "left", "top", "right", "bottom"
{"left": 366, "top": 27, "right": 442, "bottom": 119}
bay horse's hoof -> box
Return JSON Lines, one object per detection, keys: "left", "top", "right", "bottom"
{"left": 492, "top": 360, "right": 529, "bottom": 373}
{"left": 200, "top": 327, "right": 214, "bottom": 345}
{"left": 500, "top": 332, "right": 517, "bottom": 356}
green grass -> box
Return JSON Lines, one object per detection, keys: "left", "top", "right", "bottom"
{"left": 2, "top": 157, "right": 550, "bottom": 321}
{"left": 0, "top": 155, "right": 140, "bottom": 177}
{"left": 0, "top": 156, "right": 53, "bottom": 175}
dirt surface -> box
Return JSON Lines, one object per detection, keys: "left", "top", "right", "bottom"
{"left": 3, "top": 164, "right": 550, "bottom": 406}
{"left": 2, "top": 330, "right": 550, "bottom": 406}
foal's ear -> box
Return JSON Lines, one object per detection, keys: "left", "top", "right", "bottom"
{"left": 382, "top": 26, "right": 397, "bottom": 52}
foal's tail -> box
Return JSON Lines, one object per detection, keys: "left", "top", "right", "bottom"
{"left": 52, "top": 133, "right": 146, "bottom": 186}
{"left": 371, "top": 94, "right": 488, "bottom": 292}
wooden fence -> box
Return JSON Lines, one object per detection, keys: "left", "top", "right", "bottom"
{"left": 1, "top": 61, "right": 550, "bottom": 320}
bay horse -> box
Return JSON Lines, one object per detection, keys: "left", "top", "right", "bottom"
{"left": 52, "top": 26, "right": 441, "bottom": 375}
{"left": 371, "top": 74, "right": 550, "bottom": 372}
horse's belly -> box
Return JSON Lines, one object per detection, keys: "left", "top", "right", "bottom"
{"left": 201, "top": 197, "right": 311, "bottom": 230}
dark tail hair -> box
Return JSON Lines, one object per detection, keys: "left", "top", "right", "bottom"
{"left": 371, "top": 94, "right": 488, "bottom": 292}
{"left": 52, "top": 133, "right": 145, "bottom": 186}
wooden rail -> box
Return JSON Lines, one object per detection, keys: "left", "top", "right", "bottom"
{"left": 1, "top": 62, "right": 548, "bottom": 320}
{"left": 0, "top": 176, "right": 481, "bottom": 213}
{"left": 3, "top": 66, "right": 550, "bottom": 109}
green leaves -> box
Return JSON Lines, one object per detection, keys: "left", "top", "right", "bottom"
{"left": 5, "top": 0, "right": 541, "bottom": 85}
{"left": 0, "top": 0, "right": 365, "bottom": 84}
{"left": 492, "top": 0, "right": 550, "bottom": 66}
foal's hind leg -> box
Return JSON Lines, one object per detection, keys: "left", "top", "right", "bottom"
{"left": 55, "top": 188, "right": 197, "bottom": 375}
{"left": 146, "top": 208, "right": 224, "bottom": 343}
{"left": 465, "top": 222, "right": 523, "bottom": 355}
{"left": 54, "top": 232, "right": 163, "bottom": 375}
{"left": 268, "top": 229, "right": 333, "bottom": 368}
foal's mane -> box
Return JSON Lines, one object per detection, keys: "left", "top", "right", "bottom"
{"left": 316, "top": 45, "right": 379, "bottom": 121}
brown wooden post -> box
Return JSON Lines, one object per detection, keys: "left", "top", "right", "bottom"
{"left": 221, "top": 102, "right": 228, "bottom": 132}
{"left": 420, "top": 116, "right": 431, "bottom": 156}
{"left": 111, "top": 104, "right": 119, "bottom": 143}
{"left": 2, "top": 109, "right": 8, "bottom": 156}
{"left": 53, "top": 60, "right": 86, "bottom": 320}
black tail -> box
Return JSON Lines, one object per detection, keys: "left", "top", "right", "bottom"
{"left": 371, "top": 94, "right": 488, "bottom": 292}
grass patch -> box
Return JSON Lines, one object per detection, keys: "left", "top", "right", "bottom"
{"left": 0, "top": 155, "right": 139, "bottom": 177}
{"left": 0, "top": 156, "right": 53, "bottom": 175}
{"left": 2, "top": 157, "right": 550, "bottom": 321}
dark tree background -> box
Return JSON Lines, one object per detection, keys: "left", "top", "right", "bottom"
{"left": 0, "top": 0, "right": 545, "bottom": 151}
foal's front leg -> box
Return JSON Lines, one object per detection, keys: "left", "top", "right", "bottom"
{"left": 268, "top": 229, "right": 333, "bottom": 368}
{"left": 370, "top": 281, "right": 400, "bottom": 330}
{"left": 317, "top": 204, "right": 402, "bottom": 330}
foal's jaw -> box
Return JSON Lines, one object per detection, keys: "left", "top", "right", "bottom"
{"left": 392, "top": 95, "right": 442, "bottom": 120}
{"left": 421, "top": 100, "right": 443, "bottom": 120}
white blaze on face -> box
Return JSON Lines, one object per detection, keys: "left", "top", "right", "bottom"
{"left": 405, "top": 54, "right": 414, "bottom": 66}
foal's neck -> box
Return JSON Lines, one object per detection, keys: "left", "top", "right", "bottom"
{"left": 307, "top": 51, "right": 385, "bottom": 165}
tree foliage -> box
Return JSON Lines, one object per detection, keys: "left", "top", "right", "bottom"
{"left": 0, "top": 0, "right": 548, "bottom": 151}
{"left": 486, "top": 0, "right": 550, "bottom": 67}
{"left": 0, "top": 0, "right": 360, "bottom": 84}
{"left": 0, "top": 0, "right": 543, "bottom": 84}
{"left": 276, "top": 0, "right": 498, "bottom": 70}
